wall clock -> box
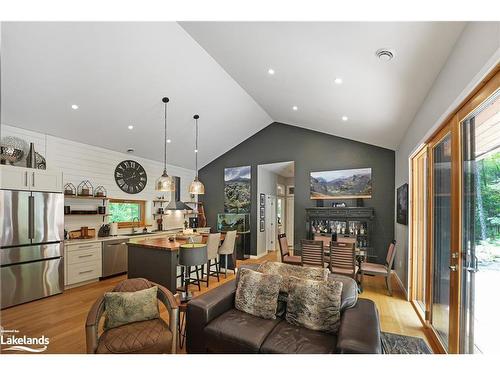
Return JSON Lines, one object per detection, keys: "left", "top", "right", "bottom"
{"left": 114, "top": 160, "right": 147, "bottom": 194}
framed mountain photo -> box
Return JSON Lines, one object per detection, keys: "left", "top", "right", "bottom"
{"left": 397, "top": 183, "right": 408, "bottom": 225}
{"left": 310, "top": 168, "right": 372, "bottom": 199}
{"left": 224, "top": 166, "right": 251, "bottom": 213}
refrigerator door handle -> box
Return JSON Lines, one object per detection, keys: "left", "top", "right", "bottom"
{"left": 28, "top": 195, "right": 35, "bottom": 239}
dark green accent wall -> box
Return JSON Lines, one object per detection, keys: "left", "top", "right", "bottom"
{"left": 199, "top": 122, "right": 395, "bottom": 263}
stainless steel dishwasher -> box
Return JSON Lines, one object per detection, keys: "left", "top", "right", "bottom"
{"left": 102, "top": 239, "right": 129, "bottom": 277}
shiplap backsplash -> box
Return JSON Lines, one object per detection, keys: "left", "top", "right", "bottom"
{"left": 1, "top": 124, "right": 196, "bottom": 232}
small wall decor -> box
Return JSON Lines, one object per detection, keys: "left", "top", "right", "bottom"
{"left": 310, "top": 168, "right": 372, "bottom": 199}
{"left": 64, "top": 182, "right": 77, "bottom": 196}
{"left": 224, "top": 165, "right": 251, "bottom": 213}
{"left": 115, "top": 160, "right": 147, "bottom": 194}
{"left": 94, "top": 186, "right": 107, "bottom": 197}
{"left": 397, "top": 183, "right": 408, "bottom": 225}
{"left": 35, "top": 152, "right": 46, "bottom": 169}
{"left": 77, "top": 180, "right": 94, "bottom": 196}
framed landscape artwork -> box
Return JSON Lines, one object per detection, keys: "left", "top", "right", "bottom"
{"left": 397, "top": 183, "right": 408, "bottom": 225}
{"left": 310, "top": 168, "right": 372, "bottom": 199}
{"left": 224, "top": 166, "right": 251, "bottom": 213}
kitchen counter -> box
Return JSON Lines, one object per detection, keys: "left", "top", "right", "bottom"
{"left": 63, "top": 228, "right": 184, "bottom": 245}
{"left": 128, "top": 232, "right": 223, "bottom": 250}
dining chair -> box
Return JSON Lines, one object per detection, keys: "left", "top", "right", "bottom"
{"left": 300, "top": 239, "right": 324, "bottom": 267}
{"left": 360, "top": 240, "right": 397, "bottom": 295}
{"left": 278, "top": 233, "right": 301, "bottom": 265}
{"left": 330, "top": 241, "right": 358, "bottom": 279}
{"left": 203, "top": 232, "right": 221, "bottom": 287}
{"left": 218, "top": 230, "right": 237, "bottom": 277}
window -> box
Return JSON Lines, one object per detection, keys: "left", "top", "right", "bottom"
{"left": 108, "top": 199, "right": 146, "bottom": 228}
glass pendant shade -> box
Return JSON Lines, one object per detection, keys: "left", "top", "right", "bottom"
{"left": 189, "top": 177, "right": 205, "bottom": 195}
{"left": 156, "top": 170, "right": 175, "bottom": 192}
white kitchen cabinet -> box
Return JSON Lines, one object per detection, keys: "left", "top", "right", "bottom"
{"left": 65, "top": 242, "right": 102, "bottom": 287}
{"left": 0, "top": 165, "right": 63, "bottom": 192}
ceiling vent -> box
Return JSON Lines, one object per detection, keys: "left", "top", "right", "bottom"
{"left": 375, "top": 48, "right": 395, "bottom": 61}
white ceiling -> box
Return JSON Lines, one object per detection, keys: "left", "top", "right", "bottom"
{"left": 0, "top": 22, "right": 272, "bottom": 169}
{"left": 1, "top": 22, "right": 467, "bottom": 171}
{"left": 180, "top": 22, "right": 466, "bottom": 149}
{"left": 259, "top": 161, "right": 295, "bottom": 178}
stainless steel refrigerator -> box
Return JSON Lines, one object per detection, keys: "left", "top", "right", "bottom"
{"left": 1, "top": 189, "right": 64, "bottom": 309}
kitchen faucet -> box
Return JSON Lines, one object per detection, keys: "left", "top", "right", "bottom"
{"left": 132, "top": 217, "right": 140, "bottom": 233}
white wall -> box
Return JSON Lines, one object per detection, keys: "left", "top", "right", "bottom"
{"left": 394, "top": 22, "right": 500, "bottom": 293}
{"left": 1, "top": 123, "right": 196, "bottom": 232}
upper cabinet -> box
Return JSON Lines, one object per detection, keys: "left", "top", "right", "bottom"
{"left": 0, "top": 165, "right": 63, "bottom": 192}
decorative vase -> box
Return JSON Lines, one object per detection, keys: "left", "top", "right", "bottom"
{"left": 26, "top": 142, "right": 36, "bottom": 168}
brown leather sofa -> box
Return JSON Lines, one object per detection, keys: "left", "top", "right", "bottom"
{"left": 85, "top": 278, "right": 178, "bottom": 354}
{"left": 186, "top": 265, "right": 381, "bottom": 354}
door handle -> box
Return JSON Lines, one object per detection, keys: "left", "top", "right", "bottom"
{"left": 28, "top": 195, "right": 35, "bottom": 239}
{"left": 25, "top": 171, "right": 28, "bottom": 187}
{"left": 32, "top": 171, "right": 35, "bottom": 187}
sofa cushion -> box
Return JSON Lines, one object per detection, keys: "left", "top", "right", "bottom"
{"left": 286, "top": 277, "right": 343, "bottom": 333}
{"left": 261, "top": 320, "right": 337, "bottom": 354}
{"left": 96, "top": 318, "right": 172, "bottom": 354}
{"left": 235, "top": 268, "right": 282, "bottom": 319}
{"left": 104, "top": 286, "right": 159, "bottom": 330}
{"left": 328, "top": 274, "right": 358, "bottom": 311}
{"left": 257, "top": 261, "right": 329, "bottom": 293}
{"left": 204, "top": 308, "right": 281, "bottom": 353}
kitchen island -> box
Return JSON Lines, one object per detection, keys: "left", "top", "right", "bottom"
{"left": 127, "top": 233, "right": 229, "bottom": 293}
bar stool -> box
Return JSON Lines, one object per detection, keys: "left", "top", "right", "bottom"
{"left": 177, "top": 243, "right": 208, "bottom": 302}
{"left": 177, "top": 235, "right": 204, "bottom": 287}
{"left": 203, "top": 233, "right": 221, "bottom": 287}
{"left": 218, "top": 230, "right": 237, "bottom": 278}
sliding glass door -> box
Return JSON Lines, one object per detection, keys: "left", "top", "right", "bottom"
{"left": 460, "top": 90, "right": 499, "bottom": 354}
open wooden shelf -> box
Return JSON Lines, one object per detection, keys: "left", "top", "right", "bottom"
{"left": 65, "top": 213, "right": 111, "bottom": 216}
{"left": 64, "top": 195, "right": 109, "bottom": 200}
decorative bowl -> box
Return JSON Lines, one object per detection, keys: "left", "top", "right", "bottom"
{"left": 0, "top": 146, "right": 24, "bottom": 164}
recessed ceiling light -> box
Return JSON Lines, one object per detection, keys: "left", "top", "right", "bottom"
{"left": 375, "top": 48, "right": 395, "bottom": 61}
{"left": 292, "top": 106, "right": 298, "bottom": 111}
{"left": 194, "top": 149, "right": 198, "bottom": 153}
{"left": 342, "top": 116, "right": 348, "bottom": 121}
{"left": 166, "top": 139, "right": 172, "bottom": 143}
{"left": 334, "top": 77, "right": 343, "bottom": 85}
{"left": 128, "top": 125, "right": 134, "bottom": 130}
{"left": 127, "top": 148, "right": 134, "bottom": 153}
{"left": 268, "top": 68, "right": 275, "bottom": 75}
{"left": 71, "top": 104, "right": 79, "bottom": 110}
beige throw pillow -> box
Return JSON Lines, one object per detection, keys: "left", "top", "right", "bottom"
{"left": 286, "top": 277, "right": 343, "bottom": 333}
{"left": 104, "top": 286, "right": 159, "bottom": 330}
{"left": 235, "top": 268, "right": 282, "bottom": 320}
{"left": 257, "top": 261, "right": 330, "bottom": 293}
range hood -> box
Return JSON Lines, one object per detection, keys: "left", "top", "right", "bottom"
{"left": 165, "top": 176, "right": 192, "bottom": 211}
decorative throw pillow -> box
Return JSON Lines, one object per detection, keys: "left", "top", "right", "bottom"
{"left": 235, "top": 268, "right": 282, "bottom": 320}
{"left": 286, "top": 277, "right": 343, "bottom": 333}
{"left": 257, "top": 261, "right": 330, "bottom": 294}
{"left": 104, "top": 286, "right": 159, "bottom": 330}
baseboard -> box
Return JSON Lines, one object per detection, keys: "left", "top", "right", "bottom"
{"left": 392, "top": 272, "right": 408, "bottom": 300}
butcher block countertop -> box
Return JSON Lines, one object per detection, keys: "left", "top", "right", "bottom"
{"left": 128, "top": 232, "right": 225, "bottom": 251}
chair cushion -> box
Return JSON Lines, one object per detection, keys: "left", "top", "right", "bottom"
{"left": 282, "top": 255, "right": 302, "bottom": 265}
{"left": 261, "top": 320, "right": 337, "bottom": 354}
{"left": 286, "top": 277, "right": 343, "bottom": 333}
{"left": 361, "top": 262, "right": 387, "bottom": 274}
{"left": 204, "top": 308, "right": 281, "bottom": 353}
{"left": 235, "top": 268, "right": 282, "bottom": 319}
{"left": 104, "top": 286, "right": 159, "bottom": 330}
{"left": 331, "top": 265, "right": 359, "bottom": 277}
{"left": 96, "top": 318, "right": 172, "bottom": 354}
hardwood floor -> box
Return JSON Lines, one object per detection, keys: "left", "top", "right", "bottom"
{"left": 0, "top": 251, "right": 432, "bottom": 354}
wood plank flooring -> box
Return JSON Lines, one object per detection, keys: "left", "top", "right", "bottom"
{"left": 0, "top": 251, "right": 432, "bottom": 354}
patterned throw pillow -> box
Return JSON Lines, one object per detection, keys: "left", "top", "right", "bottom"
{"left": 104, "top": 286, "right": 160, "bottom": 330}
{"left": 235, "top": 268, "right": 282, "bottom": 320}
{"left": 286, "top": 277, "right": 343, "bottom": 333}
{"left": 257, "top": 261, "right": 330, "bottom": 293}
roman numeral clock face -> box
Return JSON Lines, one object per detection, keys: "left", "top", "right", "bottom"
{"left": 114, "top": 160, "right": 147, "bottom": 194}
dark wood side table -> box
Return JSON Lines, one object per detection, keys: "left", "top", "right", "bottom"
{"left": 175, "top": 294, "right": 189, "bottom": 349}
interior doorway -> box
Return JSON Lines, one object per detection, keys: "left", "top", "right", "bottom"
{"left": 256, "top": 161, "right": 295, "bottom": 257}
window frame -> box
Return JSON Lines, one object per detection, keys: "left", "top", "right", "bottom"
{"left": 108, "top": 198, "right": 146, "bottom": 229}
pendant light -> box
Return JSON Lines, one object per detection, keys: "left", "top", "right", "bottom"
{"left": 155, "top": 97, "right": 175, "bottom": 192}
{"left": 188, "top": 114, "right": 205, "bottom": 195}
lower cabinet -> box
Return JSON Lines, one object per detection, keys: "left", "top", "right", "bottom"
{"left": 64, "top": 242, "right": 102, "bottom": 287}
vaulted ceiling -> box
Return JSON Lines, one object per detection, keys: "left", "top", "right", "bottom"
{"left": 1, "top": 22, "right": 466, "bottom": 169}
